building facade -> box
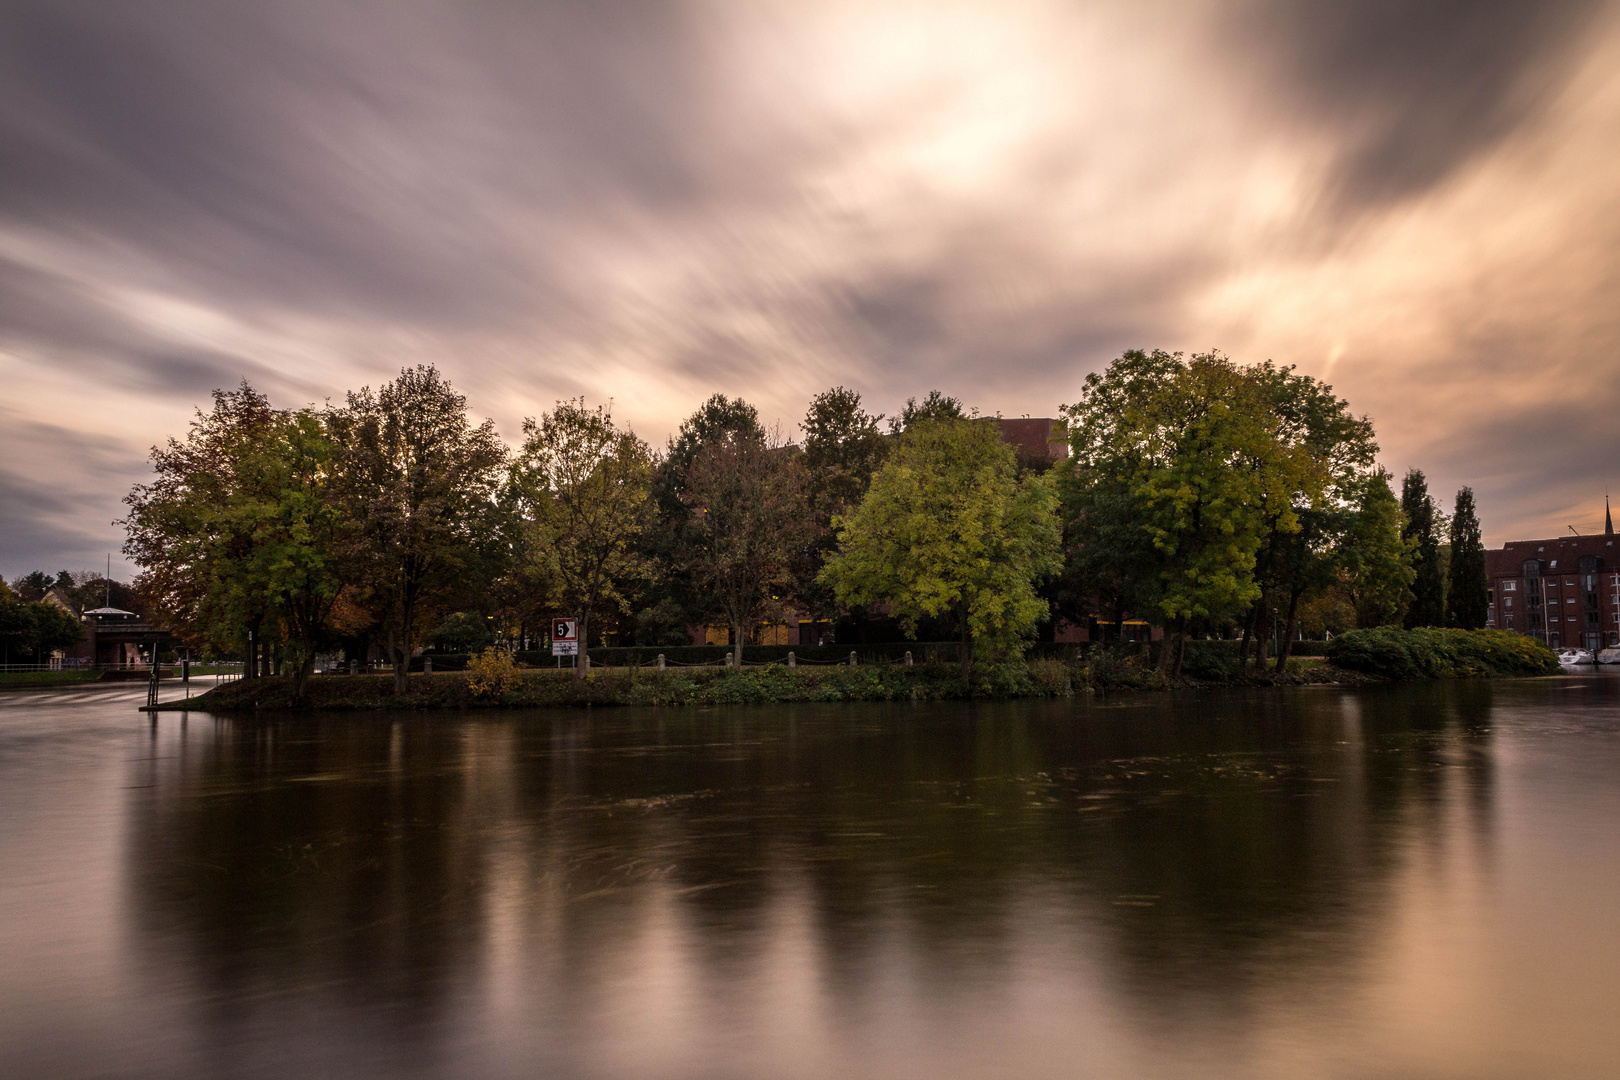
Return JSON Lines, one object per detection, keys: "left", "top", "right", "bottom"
{"left": 1486, "top": 532, "right": 1620, "bottom": 652}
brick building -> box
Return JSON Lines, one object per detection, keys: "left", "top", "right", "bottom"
{"left": 1486, "top": 504, "right": 1619, "bottom": 651}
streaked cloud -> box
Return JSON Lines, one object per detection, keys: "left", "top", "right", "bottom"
{"left": 2, "top": 0, "right": 1617, "bottom": 575}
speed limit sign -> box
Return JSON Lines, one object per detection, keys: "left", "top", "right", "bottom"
{"left": 551, "top": 618, "right": 578, "bottom": 656}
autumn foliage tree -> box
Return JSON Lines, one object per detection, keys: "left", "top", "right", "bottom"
{"left": 677, "top": 430, "right": 812, "bottom": 669}
{"left": 328, "top": 366, "right": 510, "bottom": 694}
{"left": 513, "top": 399, "right": 654, "bottom": 680}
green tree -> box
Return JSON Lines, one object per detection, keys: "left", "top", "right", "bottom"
{"left": 328, "top": 366, "right": 510, "bottom": 694}
{"left": 1244, "top": 363, "right": 1376, "bottom": 670}
{"left": 1063, "top": 351, "right": 1305, "bottom": 673}
{"left": 645, "top": 394, "right": 766, "bottom": 629}
{"left": 0, "top": 589, "right": 83, "bottom": 663}
{"left": 797, "top": 386, "right": 890, "bottom": 621}
{"left": 247, "top": 409, "right": 350, "bottom": 697}
{"left": 1446, "top": 486, "right": 1489, "bottom": 629}
{"left": 888, "top": 389, "right": 966, "bottom": 434}
{"left": 678, "top": 430, "right": 811, "bottom": 669}
{"left": 513, "top": 398, "right": 654, "bottom": 679}
{"left": 1401, "top": 469, "right": 1447, "bottom": 627}
{"left": 822, "top": 419, "right": 1059, "bottom": 686}
{"left": 13, "top": 572, "right": 54, "bottom": 602}
{"left": 124, "top": 383, "right": 283, "bottom": 672}
{"left": 1340, "top": 469, "right": 1415, "bottom": 628}
{"left": 125, "top": 389, "right": 350, "bottom": 698}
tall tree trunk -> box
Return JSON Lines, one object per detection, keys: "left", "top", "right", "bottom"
{"left": 575, "top": 610, "right": 590, "bottom": 682}
{"left": 1158, "top": 624, "right": 1173, "bottom": 673}
{"left": 389, "top": 626, "right": 407, "bottom": 695}
{"left": 959, "top": 608, "right": 971, "bottom": 688}
{"left": 731, "top": 615, "right": 744, "bottom": 672}
{"left": 1240, "top": 600, "right": 1260, "bottom": 670}
{"left": 1173, "top": 617, "right": 1189, "bottom": 677}
{"left": 1274, "top": 589, "right": 1303, "bottom": 672}
{"left": 1254, "top": 591, "right": 1271, "bottom": 666}
{"left": 292, "top": 653, "right": 314, "bottom": 704}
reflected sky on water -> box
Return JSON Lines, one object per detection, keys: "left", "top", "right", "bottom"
{"left": 3, "top": 677, "right": 1619, "bottom": 1079}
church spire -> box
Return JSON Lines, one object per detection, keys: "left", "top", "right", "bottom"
{"left": 1607, "top": 493, "right": 1613, "bottom": 536}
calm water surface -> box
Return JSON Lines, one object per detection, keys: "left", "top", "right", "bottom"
{"left": 3, "top": 676, "right": 1620, "bottom": 1079}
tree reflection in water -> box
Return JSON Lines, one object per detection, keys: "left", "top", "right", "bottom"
{"left": 122, "top": 682, "right": 1519, "bottom": 1077}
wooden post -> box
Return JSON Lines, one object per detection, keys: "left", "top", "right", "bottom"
{"left": 849, "top": 651, "right": 858, "bottom": 667}
{"left": 905, "top": 651, "right": 913, "bottom": 667}
{"left": 788, "top": 651, "right": 796, "bottom": 668}
{"left": 657, "top": 653, "right": 665, "bottom": 669}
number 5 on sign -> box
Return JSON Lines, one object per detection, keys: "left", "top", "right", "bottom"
{"left": 552, "top": 618, "right": 578, "bottom": 656}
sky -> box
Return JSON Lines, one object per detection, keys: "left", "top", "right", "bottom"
{"left": 2, "top": 0, "right": 1618, "bottom": 580}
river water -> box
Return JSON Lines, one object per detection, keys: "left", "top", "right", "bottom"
{"left": 2, "top": 675, "right": 1619, "bottom": 1079}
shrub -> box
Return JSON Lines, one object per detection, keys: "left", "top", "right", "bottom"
{"left": 466, "top": 647, "right": 521, "bottom": 699}
{"left": 1326, "top": 627, "right": 1559, "bottom": 680}
{"left": 1027, "top": 658, "right": 1072, "bottom": 696}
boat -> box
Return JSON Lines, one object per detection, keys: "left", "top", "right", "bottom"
{"left": 1557, "top": 648, "right": 1595, "bottom": 666}
{"left": 1597, "top": 647, "right": 1620, "bottom": 665}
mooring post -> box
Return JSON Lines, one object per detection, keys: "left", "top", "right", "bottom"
{"left": 849, "top": 651, "right": 858, "bottom": 668}
{"left": 424, "top": 656, "right": 432, "bottom": 675}
{"left": 657, "top": 653, "right": 665, "bottom": 669}
{"left": 905, "top": 651, "right": 913, "bottom": 667}
{"left": 788, "top": 651, "right": 796, "bottom": 668}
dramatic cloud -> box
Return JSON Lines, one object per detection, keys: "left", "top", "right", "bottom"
{"left": 2, "top": 0, "right": 1618, "bottom": 576}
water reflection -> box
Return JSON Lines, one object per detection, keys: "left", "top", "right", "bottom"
{"left": 5, "top": 678, "right": 1620, "bottom": 1077}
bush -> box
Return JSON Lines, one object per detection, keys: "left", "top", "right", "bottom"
{"left": 466, "top": 647, "right": 521, "bottom": 699}
{"left": 1326, "top": 627, "right": 1560, "bottom": 679}
{"left": 1178, "top": 639, "right": 1243, "bottom": 681}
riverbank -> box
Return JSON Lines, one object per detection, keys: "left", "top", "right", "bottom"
{"left": 0, "top": 671, "right": 102, "bottom": 689}
{"left": 150, "top": 657, "right": 1397, "bottom": 712}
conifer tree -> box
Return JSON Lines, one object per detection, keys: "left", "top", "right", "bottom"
{"left": 1401, "top": 469, "right": 1447, "bottom": 627}
{"left": 1446, "top": 486, "right": 1489, "bottom": 629}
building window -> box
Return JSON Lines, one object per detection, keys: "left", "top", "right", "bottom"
{"left": 1505, "top": 615, "right": 1513, "bottom": 628}
{"left": 1503, "top": 581, "right": 1516, "bottom": 591}
{"left": 1504, "top": 597, "right": 1513, "bottom": 608}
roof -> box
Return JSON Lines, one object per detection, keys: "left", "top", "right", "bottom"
{"left": 994, "top": 417, "right": 1070, "bottom": 462}
{"left": 82, "top": 606, "right": 136, "bottom": 617}
{"left": 1486, "top": 535, "right": 1619, "bottom": 577}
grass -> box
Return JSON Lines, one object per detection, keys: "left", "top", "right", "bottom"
{"left": 158, "top": 662, "right": 1077, "bottom": 712}
{"left": 0, "top": 670, "right": 103, "bottom": 688}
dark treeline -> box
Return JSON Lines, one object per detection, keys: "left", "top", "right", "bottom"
{"left": 110, "top": 351, "right": 1488, "bottom": 698}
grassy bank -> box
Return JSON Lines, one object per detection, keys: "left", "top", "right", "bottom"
{"left": 152, "top": 629, "right": 1558, "bottom": 712}
{"left": 0, "top": 670, "right": 103, "bottom": 689}
{"left": 157, "top": 656, "right": 1376, "bottom": 712}
{"left": 156, "top": 661, "right": 1076, "bottom": 712}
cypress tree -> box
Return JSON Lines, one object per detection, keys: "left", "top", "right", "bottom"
{"left": 1446, "top": 487, "right": 1489, "bottom": 629}
{"left": 1401, "top": 469, "right": 1446, "bottom": 627}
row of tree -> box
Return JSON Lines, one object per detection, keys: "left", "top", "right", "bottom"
{"left": 0, "top": 577, "right": 86, "bottom": 663}
{"left": 117, "top": 352, "right": 1489, "bottom": 695}
{"left": 1054, "top": 350, "right": 1489, "bottom": 673}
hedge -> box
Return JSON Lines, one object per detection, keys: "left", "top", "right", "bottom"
{"left": 1325, "top": 627, "right": 1560, "bottom": 679}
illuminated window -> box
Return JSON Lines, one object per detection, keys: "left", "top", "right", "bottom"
{"left": 1503, "top": 581, "right": 1516, "bottom": 591}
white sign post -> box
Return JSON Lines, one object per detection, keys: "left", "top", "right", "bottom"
{"left": 551, "top": 618, "right": 579, "bottom": 663}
